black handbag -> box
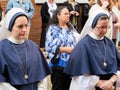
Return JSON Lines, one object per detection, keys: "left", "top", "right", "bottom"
{"left": 51, "top": 46, "right": 60, "bottom": 64}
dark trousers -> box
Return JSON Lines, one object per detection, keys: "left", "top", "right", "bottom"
{"left": 40, "top": 24, "right": 47, "bottom": 48}
{"left": 51, "top": 69, "right": 71, "bottom": 90}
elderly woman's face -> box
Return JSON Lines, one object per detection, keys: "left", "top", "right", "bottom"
{"left": 94, "top": 19, "right": 109, "bottom": 37}
{"left": 11, "top": 16, "right": 28, "bottom": 40}
{"left": 57, "top": 8, "right": 70, "bottom": 24}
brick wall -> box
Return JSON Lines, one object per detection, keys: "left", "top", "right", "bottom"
{"left": 1, "top": 0, "right": 42, "bottom": 46}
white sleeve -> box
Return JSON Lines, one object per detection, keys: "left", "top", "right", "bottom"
{"left": 0, "top": 82, "right": 17, "bottom": 90}
{"left": 2, "top": 12, "right": 4, "bottom": 20}
{"left": 116, "top": 71, "right": 120, "bottom": 88}
{"left": 38, "top": 77, "right": 47, "bottom": 90}
{"left": 0, "top": 18, "right": 11, "bottom": 41}
{"left": 72, "top": 30, "right": 80, "bottom": 43}
{"left": 69, "top": 75, "right": 99, "bottom": 90}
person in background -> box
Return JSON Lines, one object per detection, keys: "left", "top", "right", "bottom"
{"left": 63, "top": 0, "right": 80, "bottom": 33}
{"left": 40, "top": 0, "right": 57, "bottom": 52}
{"left": 109, "top": 0, "right": 120, "bottom": 46}
{"left": 0, "top": 6, "right": 4, "bottom": 22}
{"left": 81, "top": 0, "right": 95, "bottom": 29}
{"left": 6, "top": 0, "right": 34, "bottom": 39}
{"left": 0, "top": 2, "right": 4, "bottom": 26}
{"left": 117, "top": 0, "right": 120, "bottom": 10}
{"left": 0, "top": 7, "right": 51, "bottom": 90}
{"left": 64, "top": 11, "right": 120, "bottom": 90}
{"left": 45, "top": 6, "right": 77, "bottom": 90}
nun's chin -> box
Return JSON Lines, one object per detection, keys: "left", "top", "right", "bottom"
{"left": 19, "top": 37, "right": 26, "bottom": 40}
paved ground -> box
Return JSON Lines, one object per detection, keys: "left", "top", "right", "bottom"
{"left": 47, "top": 75, "right": 52, "bottom": 90}
{"left": 42, "top": 51, "right": 52, "bottom": 90}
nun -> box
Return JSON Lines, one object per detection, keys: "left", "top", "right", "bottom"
{"left": 64, "top": 11, "right": 120, "bottom": 90}
{"left": 0, "top": 8, "right": 51, "bottom": 90}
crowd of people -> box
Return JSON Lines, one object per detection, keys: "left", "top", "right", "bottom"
{"left": 0, "top": 0, "right": 120, "bottom": 90}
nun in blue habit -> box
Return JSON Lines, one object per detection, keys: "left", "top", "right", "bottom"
{"left": 64, "top": 11, "right": 120, "bottom": 90}
{"left": 0, "top": 8, "right": 51, "bottom": 90}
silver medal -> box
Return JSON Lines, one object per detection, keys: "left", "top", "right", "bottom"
{"left": 103, "top": 62, "right": 107, "bottom": 67}
{"left": 24, "top": 74, "right": 28, "bottom": 79}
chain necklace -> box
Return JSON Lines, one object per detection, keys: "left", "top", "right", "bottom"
{"left": 12, "top": 43, "right": 28, "bottom": 80}
{"left": 94, "top": 39, "right": 107, "bottom": 67}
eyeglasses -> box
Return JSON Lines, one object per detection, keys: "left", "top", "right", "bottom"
{"left": 96, "top": 25, "right": 110, "bottom": 30}
{"left": 60, "top": 12, "right": 70, "bottom": 16}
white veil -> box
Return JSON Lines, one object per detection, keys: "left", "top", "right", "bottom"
{"left": 0, "top": 8, "right": 26, "bottom": 41}
{"left": 79, "top": 9, "right": 109, "bottom": 41}
{"left": 0, "top": 18, "right": 11, "bottom": 41}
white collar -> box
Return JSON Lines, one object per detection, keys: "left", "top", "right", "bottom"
{"left": 47, "top": 1, "right": 57, "bottom": 18}
{"left": 7, "top": 37, "right": 25, "bottom": 44}
{"left": 89, "top": 32, "right": 104, "bottom": 40}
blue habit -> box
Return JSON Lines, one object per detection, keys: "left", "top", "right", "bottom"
{"left": 0, "top": 39, "right": 51, "bottom": 90}
{"left": 64, "top": 35, "right": 120, "bottom": 76}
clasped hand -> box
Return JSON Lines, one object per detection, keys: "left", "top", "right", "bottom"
{"left": 96, "top": 80, "right": 115, "bottom": 90}
{"left": 70, "top": 11, "right": 79, "bottom": 16}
